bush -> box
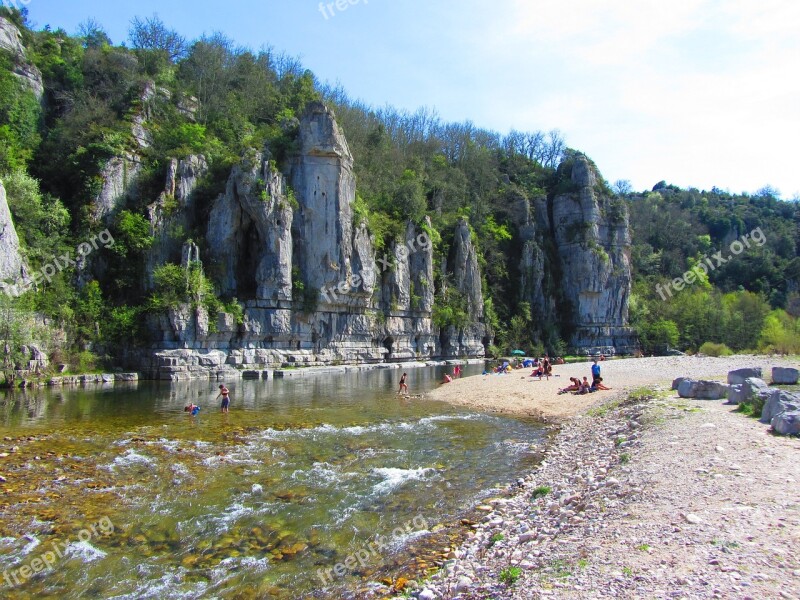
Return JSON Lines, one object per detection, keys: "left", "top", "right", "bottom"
{"left": 698, "top": 341, "right": 733, "bottom": 357}
{"left": 499, "top": 567, "right": 522, "bottom": 585}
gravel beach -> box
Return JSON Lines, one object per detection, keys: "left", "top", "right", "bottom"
{"left": 400, "top": 356, "right": 800, "bottom": 600}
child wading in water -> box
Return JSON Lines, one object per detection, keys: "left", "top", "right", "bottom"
{"left": 216, "top": 384, "right": 231, "bottom": 413}
{"left": 398, "top": 373, "right": 409, "bottom": 394}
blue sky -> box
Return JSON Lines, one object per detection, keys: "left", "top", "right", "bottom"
{"left": 24, "top": 0, "right": 800, "bottom": 198}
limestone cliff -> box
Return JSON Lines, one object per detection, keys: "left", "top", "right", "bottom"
{"left": 0, "top": 16, "right": 43, "bottom": 101}
{"left": 146, "top": 154, "right": 208, "bottom": 286}
{"left": 551, "top": 155, "right": 637, "bottom": 354}
{"left": 0, "top": 179, "right": 28, "bottom": 294}
{"left": 207, "top": 150, "right": 293, "bottom": 301}
{"left": 142, "top": 104, "right": 486, "bottom": 378}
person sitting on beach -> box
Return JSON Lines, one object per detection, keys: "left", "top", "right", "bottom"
{"left": 558, "top": 377, "right": 580, "bottom": 394}
{"left": 442, "top": 373, "right": 453, "bottom": 384}
{"left": 575, "top": 377, "right": 591, "bottom": 394}
{"left": 592, "top": 376, "right": 611, "bottom": 391}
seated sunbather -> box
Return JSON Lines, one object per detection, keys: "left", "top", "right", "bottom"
{"left": 559, "top": 377, "right": 580, "bottom": 394}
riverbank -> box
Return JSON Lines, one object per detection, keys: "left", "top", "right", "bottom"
{"left": 399, "top": 357, "right": 800, "bottom": 599}
{"left": 3, "top": 358, "right": 485, "bottom": 388}
{"left": 426, "top": 355, "right": 800, "bottom": 421}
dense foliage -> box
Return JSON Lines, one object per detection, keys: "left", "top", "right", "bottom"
{"left": 1, "top": 7, "right": 798, "bottom": 380}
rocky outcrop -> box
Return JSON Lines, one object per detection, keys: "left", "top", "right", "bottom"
{"left": 290, "top": 102, "right": 359, "bottom": 298}
{"left": 146, "top": 154, "right": 208, "bottom": 286}
{"left": 0, "top": 17, "right": 43, "bottom": 101}
{"left": 552, "top": 155, "right": 637, "bottom": 355}
{"left": 515, "top": 191, "right": 556, "bottom": 327}
{"left": 140, "top": 104, "right": 499, "bottom": 377}
{"left": 0, "top": 178, "right": 28, "bottom": 293}
{"left": 207, "top": 150, "right": 293, "bottom": 301}
{"left": 91, "top": 82, "right": 161, "bottom": 223}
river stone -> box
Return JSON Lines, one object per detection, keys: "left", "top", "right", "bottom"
{"left": 771, "top": 367, "right": 799, "bottom": 385}
{"left": 727, "top": 377, "right": 770, "bottom": 405}
{"left": 678, "top": 379, "right": 728, "bottom": 400}
{"left": 771, "top": 410, "right": 800, "bottom": 435}
{"left": 727, "top": 368, "right": 762, "bottom": 385}
{"left": 760, "top": 390, "right": 800, "bottom": 424}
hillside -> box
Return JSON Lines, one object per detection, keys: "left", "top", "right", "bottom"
{"left": 1, "top": 7, "right": 799, "bottom": 381}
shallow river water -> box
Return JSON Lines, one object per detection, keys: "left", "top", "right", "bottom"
{"left": 0, "top": 364, "right": 546, "bottom": 598}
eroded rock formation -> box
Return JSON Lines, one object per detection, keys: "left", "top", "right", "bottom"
{"left": 0, "top": 16, "right": 43, "bottom": 101}
{"left": 142, "top": 103, "right": 486, "bottom": 378}
{"left": 0, "top": 179, "right": 28, "bottom": 294}
{"left": 551, "top": 155, "right": 637, "bottom": 355}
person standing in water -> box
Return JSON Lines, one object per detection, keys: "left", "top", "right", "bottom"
{"left": 398, "top": 373, "right": 409, "bottom": 394}
{"left": 216, "top": 384, "right": 231, "bottom": 413}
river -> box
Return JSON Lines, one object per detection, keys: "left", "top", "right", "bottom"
{"left": 0, "top": 364, "right": 547, "bottom": 598}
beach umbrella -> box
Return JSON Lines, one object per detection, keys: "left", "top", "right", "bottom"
{"left": 511, "top": 350, "right": 525, "bottom": 356}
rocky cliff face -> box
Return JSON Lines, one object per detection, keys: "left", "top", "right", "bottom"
{"left": 141, "top": 103, "right": 487, "bottom": 378}
{"left": 0, "top": 17, "right": 43, "bottom": 101}
{"left": 551, "top": 155, "right": 637, "bottom": 354}
{"left": 0, "top": 179, "right": 28, "bottom": 294}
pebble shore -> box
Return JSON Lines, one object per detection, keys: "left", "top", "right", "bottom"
{"left": 376, "top": 370, "right": 799, "bottom": 599}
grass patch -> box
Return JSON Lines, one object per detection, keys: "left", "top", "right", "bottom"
{"left": 489, "top": 532, "right": 505, "bottom": 546}
{"left": 577, "top": 558, "right": 589, "bottom": 569}
{"left": 499, "top": 566, "right": 522, "bottom": 585}
{"left": 549, "top": 559, "right": 571, "bottom": 579}
{"left": 711, "top": 539, "right": 740, "bottom": 549}
{"left": 532, "top": 485, "right": 551, "bottom": 499}
{"left": 614, "top": 436, "right": 627, "bottom": 446}
{"left": 619, "top": 452, "right": 631, "bottom": 464}
{"left": 736, "top": 395, "right": 766, "bottom": 419}
{"left": 636, "top": 544, "right": 650, "bottom": 552}
{"left": 622, "top": 566, "right": 634, "bottom": 577}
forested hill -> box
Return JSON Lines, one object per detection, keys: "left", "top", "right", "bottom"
{"left": 1, "top": 7, "right": 799, "bottom": 379}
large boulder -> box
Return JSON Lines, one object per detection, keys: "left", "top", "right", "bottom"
{"left": 771, "top": 367, "right": 799, "bottom": 385}
{"left": 771, "top": 411, "right": 800, "bottom": 436}
{"left": 727, "top": 368, "right": 762, "bottom": 385}
{"left": 760, "top": 390, "right": 800, "bottom": 424}
{"left": 677, "top": 379, "right": 729, "bottom": 400}
{"left": 672, "top": 377, "right": 690, "bottom": 391}
{"left": 726, "top": 377, "right": 770, "bottom": 405}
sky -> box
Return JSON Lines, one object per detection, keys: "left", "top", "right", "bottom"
{"left": 21, "top": 0, "right": 800, "bottom": 198}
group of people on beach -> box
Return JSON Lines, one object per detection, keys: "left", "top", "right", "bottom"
{"left": 558, "top": 359, "right": 611, "bottom": 394}
{"left": 184, "top": 384, "right": 232, "bottom": 415}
